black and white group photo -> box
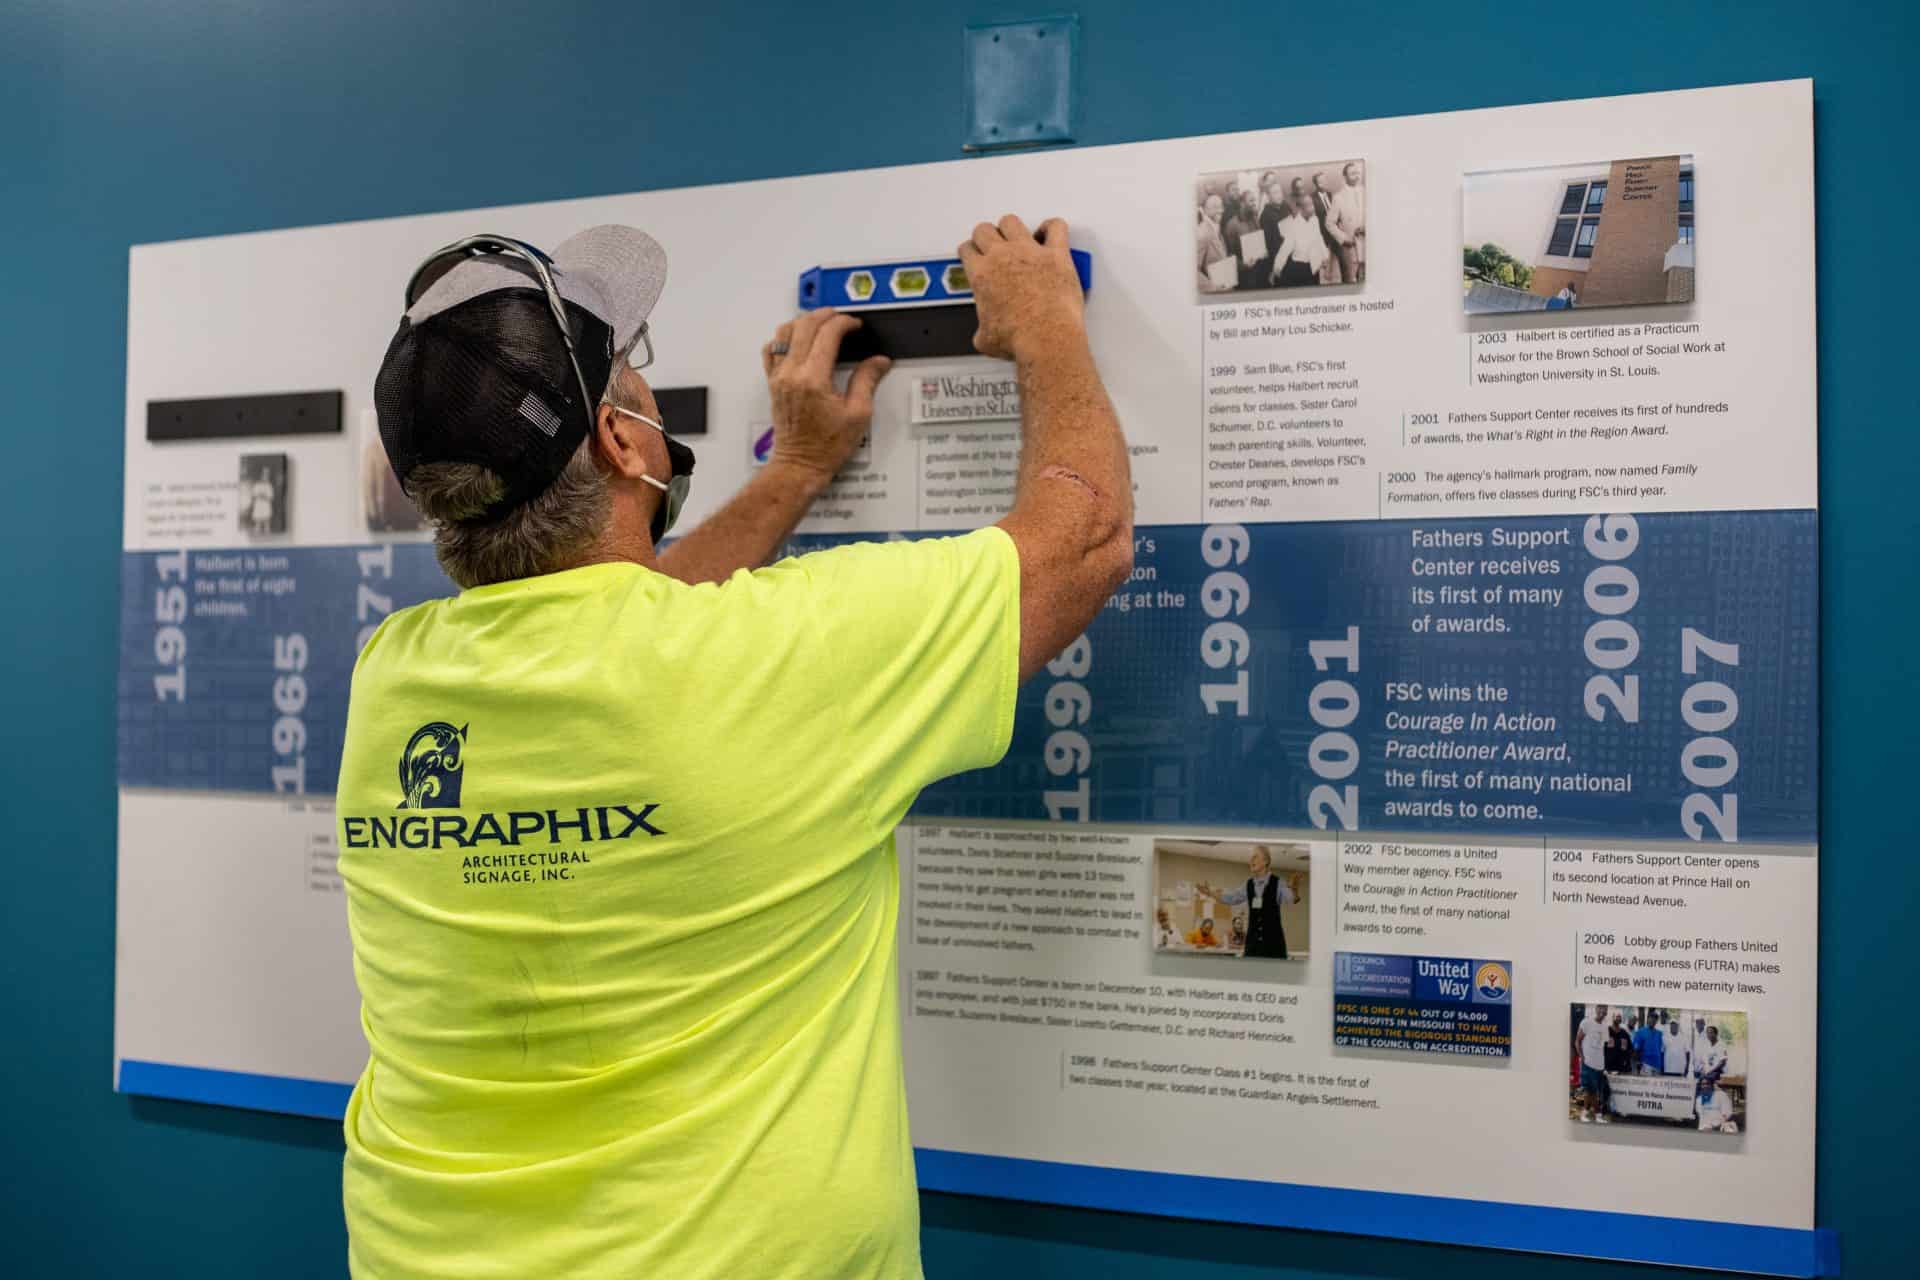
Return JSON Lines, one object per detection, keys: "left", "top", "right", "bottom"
{"left": 1195, "top": 159, "right": 1366, "bottom": 295}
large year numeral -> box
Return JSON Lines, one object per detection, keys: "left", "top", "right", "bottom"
{"left": 1306, "top": 626, "right": 1361, "bottom": 830}
{"left": 1041, "top": 636, "right": 1094, "bottom": 821}
{"left": 1197, "top": 524, "right": 1253, "bottom": 718}
{"left": 1679, "top": 627, "right": 1741, "bottom": 841}
{"left": 271, "top": 633, "right": 309, "bottom": 794}
{"left": 1580, "top": 515, "right": 1641, "bottom": 724}
{"left": 154, "top": 548, "right": 189, "bottom": 702}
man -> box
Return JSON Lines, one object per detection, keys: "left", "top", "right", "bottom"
{"left": 1574, "top": 1003, "right": 1613, "bottom": 1123}
{"left": 1186, "top": 917, "right": 1222, "bottom": 948}
{"left": 1688, "top": 1013, "right": 1711, "bottom": 1073}
{"left": 1271, "top": 180, "right": 1330, "bottom": 288}
{"left": 1663, "top": 1018, "right": 1690, "bottom": 1075}
{"left": 1632, "top": 1015, "right": 1664, "bottom": 1076}
{"left": 1200, "top": 845, "right": 1299, "bottom": 958}
{"left": 1155, "top": 908, "right": 1177, "bottom": 949}
{"left": 1605, "top": 1010, "right": 1633, "bottom": 1074}
{"left": 1696, "top": 1027, "right": 1735, "bottom": 1133}
{"left": 338, "top": 216, "right": 1131, "bottom": 1279}
{"left": 1699, "top": 1025, "right": 1729, "bottom": 1087}
{"left": 1257, "top": 170, "right": 1288, "bottom": 278}
{"left": 1196, "top": 192, "right": 1232, "bottom": 292}
{"left": 1696, "top": 1077, "right": 1737, "bottom": 1133}
{"left": 1309, "top": 172, "right": 1347, "bottom": 284}
{"left": 1327, "top": 161, "right": 1365, "bottom": 282}
{"left": 1222, "top": 182, "right": 1264, "bottom": 290}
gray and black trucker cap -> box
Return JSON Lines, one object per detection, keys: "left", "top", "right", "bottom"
{"left": 373, "top": 225, "right": 668, "bottom": 523}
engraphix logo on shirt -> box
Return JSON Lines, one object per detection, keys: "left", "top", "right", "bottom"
{"left": 399, "top": 721, "right": 467, "bottom": 809}
{"left": 352, "top": 718, "right": 666, "bottom": 854}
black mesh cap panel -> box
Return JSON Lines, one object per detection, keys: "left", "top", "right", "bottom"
{"left": 373, "top": 288, "right": 615, "bottom": 523}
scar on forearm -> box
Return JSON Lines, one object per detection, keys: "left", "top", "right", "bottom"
{"left": 1038, "top": 464, "right": 1100, "bottom": 499}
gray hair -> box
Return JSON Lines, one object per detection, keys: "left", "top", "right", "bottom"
{"left": 408, "top": 440, "right": 610, "bottom": 588}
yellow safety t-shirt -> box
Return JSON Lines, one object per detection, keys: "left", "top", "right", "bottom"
{"left": 335, "top": 528, "right": 1019, "bottom": 1280}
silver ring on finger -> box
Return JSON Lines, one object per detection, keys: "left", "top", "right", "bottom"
{"left": 769, "top": 341, "right": 791, "bottom": 357}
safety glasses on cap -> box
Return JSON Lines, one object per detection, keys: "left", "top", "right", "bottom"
{"left": 404, "top": 233, "right": 691, "bottom": 538}
{"left": 405, "top": 235, "right": 601, "bottom": 430}
{"left": 406, "top": 233, "right": 661, "bottom": 397}
{"left": 613, "top": 318, "right": 655, "bottom": 378}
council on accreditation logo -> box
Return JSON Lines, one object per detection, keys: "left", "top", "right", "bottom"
{"left": 1475, "top": 962, "right": 1511, "bottom": 1003}
{"left": 398, "top": 721, "right": 467, "bottom": 809}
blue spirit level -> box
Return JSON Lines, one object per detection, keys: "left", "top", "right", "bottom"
{"left": 795, "top": 249, "right": 1092, "bottom": 362}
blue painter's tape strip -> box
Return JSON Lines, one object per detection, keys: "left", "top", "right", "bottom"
{"left": 914, "top": 1149, "right": 1829, "bottom": 1278}
{"left": 1814, "top": 1227, "right": 1841, "bottom": 1275}
{"left": 117, "top": 1059, "right": 352, "bottom": 1121}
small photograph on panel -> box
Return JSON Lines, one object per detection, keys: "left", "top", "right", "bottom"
{"left": 361, "top": 412, "right": 426, "bottom": 533}
{"left": 1464, "top": 155, "right": 1695, "bottom": 315}
{"left": 238, "top": 453, "right": 288, "bottom": 535}
{"left": 1195, "top": 159, "right": 1365, "bottom": 296}
{"left": 1569, "top": 1003, "right": 1746, "bottom": 1135}
{"left": 1153, "top": 839, "right": 1310, "bottom": 962}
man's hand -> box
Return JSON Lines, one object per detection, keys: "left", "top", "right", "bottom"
{"left": 762, "top": 308, "right": 891, "bottom": 482}
{"left": 653, "top": 312, "right": 885, "bottom": 584}
{"left": 960, "top": 215, "right": 1085, "bottom": 361}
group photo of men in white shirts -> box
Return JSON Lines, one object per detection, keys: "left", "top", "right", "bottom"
{"left": 1568, "top": 1005, "right": 1748, "bottom": 1136}
{"left": 1195, "top": 159, "right": 1365, "bottom": 294}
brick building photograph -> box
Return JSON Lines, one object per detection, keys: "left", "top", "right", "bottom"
{"left": 1463, "top": 153, "right": 1694, "bottom": 314}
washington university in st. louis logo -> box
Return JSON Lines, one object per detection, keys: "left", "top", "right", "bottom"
{"left": 399, "top": 721, "right": 467, "bottom": 809}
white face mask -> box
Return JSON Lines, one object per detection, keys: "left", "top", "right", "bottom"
{"left": 605, "top": 404, "right": 693, "bottom": 539}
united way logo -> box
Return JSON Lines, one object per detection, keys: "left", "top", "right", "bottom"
{"left": 1474, "top": 962, "right": 1511, "bottom": 1003}
{"left": 398, "top": 721, "right": 467, "bottom": 809}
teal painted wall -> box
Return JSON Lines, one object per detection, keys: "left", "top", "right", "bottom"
{"left": 2, "top": 1, "right": 1911, "bottom": 1274}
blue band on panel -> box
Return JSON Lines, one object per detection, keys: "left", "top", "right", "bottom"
{"left": 117, "top": 1059, "right": 351, "bottom": 1121}
{"left": 111, "top": 1063, "right": 1835, "bottom": 1273}
{"left": 914, "top": 1149, "right": 1831, "bottom": 1278}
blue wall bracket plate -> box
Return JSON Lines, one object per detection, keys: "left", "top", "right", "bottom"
{"left": 963, "top": 15, "right": 1078, "bottom": 151}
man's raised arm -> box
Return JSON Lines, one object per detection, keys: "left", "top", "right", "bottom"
{"left": 657, "top": 309, "right": 889, "bottom": 585}
{"left": 963, "top": 215, "right": 1134, "bottom": 681}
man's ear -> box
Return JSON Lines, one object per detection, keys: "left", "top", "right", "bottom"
{"left": 595, "top": 403, "right": 649, "bottom": 481}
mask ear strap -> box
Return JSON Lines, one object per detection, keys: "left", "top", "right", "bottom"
{"left": 605, "top": 404, "right": 665, "bottom": 434}
{"left": 604, "top": 404, "right": 674, "bottom": 493}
